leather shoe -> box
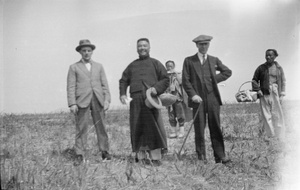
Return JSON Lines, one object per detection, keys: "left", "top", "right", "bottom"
{"left": 102, "top": 151, "right": 112, "bottom": 160}
{"left": 73, "top": 154, "right": 83, "bottom": 166}
{"left": 151, "top": 160, "right": 162, "bottom": 166}
{"left": 197, "top": 154, "right": 207, "bottom": 163}
{"left": 216, "top": 157, "right": 231, "bottom": 164}
{"left": 135, "top": 157, "right": 139, "bottom": 163}
{"left": 140, "top": 159, "right": 151, "bottom": 165}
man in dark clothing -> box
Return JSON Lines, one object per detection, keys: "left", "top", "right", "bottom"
{"left": 182, "top": 35, "right": 232, "bottom": 164}
{"left": 119, "top": 38, "right": 169, "bottom": 166}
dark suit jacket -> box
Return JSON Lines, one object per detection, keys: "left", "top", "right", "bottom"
{"left": 182, "top": 54, "right": 232, "bottom": 108}
{"left": 67, "top": 60, "right": 111, "bottom": 108}
{"left": 252, "top": 61, "right": 286, "bottom": 96}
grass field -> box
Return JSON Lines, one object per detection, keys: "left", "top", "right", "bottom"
{"left": 1, "top": 101, "right": 300, "bottom": 190}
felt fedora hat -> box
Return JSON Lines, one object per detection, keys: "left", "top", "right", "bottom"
{"left": 76, "top": 39, "right": 96, "bottom": 52}
{"left": 145, "top": 88, "right": 164, "bottom": 109}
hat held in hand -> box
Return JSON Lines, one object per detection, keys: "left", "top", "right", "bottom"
{"left": 145, "top": 88, "right": 164, "bottom": 109}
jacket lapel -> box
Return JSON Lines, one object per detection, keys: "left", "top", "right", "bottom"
{"left": 207, "top": 56, "right": 217, "bottom": 86}
{"left": 90, "top": 60, "right": 96, "bottom": 77}
{"left": 77, "top": 60, "right": 91, "bottom": 77}
{"left": 207, "top": 56, "right": 214, "bottom": 77}
{"left": 191, "top": 54, "right": 203, "bottom": 80}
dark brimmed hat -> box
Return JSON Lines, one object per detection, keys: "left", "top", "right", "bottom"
{"left": 76, "top": 39, "right": 96, "bottom": 52}
{"left": 192, "top": 35, "right": 213, "bottom": 43}
{"left": 145, "top": 88, "right": 164, "bottom": 109}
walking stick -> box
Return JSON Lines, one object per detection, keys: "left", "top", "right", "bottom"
{"left": 177, "top": 104, "right": 201, "bottom": 158}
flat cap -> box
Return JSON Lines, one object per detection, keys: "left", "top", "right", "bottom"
{"left": 192, "top": 35, "right": 213, "bottom": 43}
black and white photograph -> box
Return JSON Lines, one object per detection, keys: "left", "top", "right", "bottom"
{"left": 1, "top": 0, "right": 299, "bottom": 189}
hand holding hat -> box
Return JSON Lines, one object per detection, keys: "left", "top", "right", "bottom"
{"left": 145, "top": 88, "right": 163, "bottom": 109}
{"left": 150, "top": 87, "right": 157, "bottom": 96}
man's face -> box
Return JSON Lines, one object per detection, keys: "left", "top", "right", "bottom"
{"left": 79, "top": 47, "right": 93, "bottom": 62}
{"left": 265, "top": 50, "right": 276, "bottom": 64}
{"left": 166, "top": 62, "right": 175, "bottom": 72}
{"left": 137, "top": 40, "right": 150, "bottom": 57}
{"left": 196, "top": 42, "right": 210, "bottom": 54}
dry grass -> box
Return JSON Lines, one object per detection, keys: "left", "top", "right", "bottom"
{"left": 0, "top": 101, "right": 299, "bottom": 190}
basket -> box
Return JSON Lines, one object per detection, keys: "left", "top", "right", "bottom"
{"left": 235, "top": 81, "right": 258, "bottom": 102}
{"left": 159, "top": 93, "right": 178, "bottom": 107}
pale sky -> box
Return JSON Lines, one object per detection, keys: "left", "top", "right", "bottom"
{"left": 1, "top": 0, "right": 299, "bottom": 113}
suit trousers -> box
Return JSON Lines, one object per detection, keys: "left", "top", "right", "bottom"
{"left": 74, "top": 93, "right": 109, "bottom": 155}
{"left": 193, "top": 91, "right": 225, "bottom": 161}
{"left": 167, "top": 101, "right": 186, "bottom": 127}
{"left": 260, "top": 84, "right": 285, "bottom": 140}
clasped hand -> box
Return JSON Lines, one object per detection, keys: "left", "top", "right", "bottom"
{"left": 192, "top": 95, "right": 202, "bottom": 103}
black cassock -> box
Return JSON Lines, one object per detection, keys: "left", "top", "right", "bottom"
{"left": 119, "top": 56, "right": 169, "bottom": 152}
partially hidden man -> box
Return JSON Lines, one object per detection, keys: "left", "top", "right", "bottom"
{"left": 67, "top": 39, "right": 111, "bottom": 160}
{"left": 165, "top": 60, "right": 187, "bottom": 138}
{"left": 182, "top": 35, "right": 232, "bottom": 164}
{"left": 119, "top": 38, "right": 169, "bottom": 166}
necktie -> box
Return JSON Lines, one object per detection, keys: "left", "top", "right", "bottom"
{"left": 202, "top": 55, "right": 206, "bottom": 64}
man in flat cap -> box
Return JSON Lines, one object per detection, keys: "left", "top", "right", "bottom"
{"left": 67, "top": 39, "right": 111, "bottom": 161}
{"left": 182, "top": 35, "right": 232, "bottom": 164}
{"left": 119, "top": 38, "right": 169, "bottom": 166}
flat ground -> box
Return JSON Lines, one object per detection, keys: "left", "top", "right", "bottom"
{"left": 1, "top": 101, "right": 299, "bottom": 190}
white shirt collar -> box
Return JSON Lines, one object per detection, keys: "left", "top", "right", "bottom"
{"left": 197, "top": 52, "right": 207, "bottom": 58}
{"left": 197, "top": 52, "right": 207, "bottom": 64}
{"left": 81, "top": 59, "right": 91, "bottom": 71}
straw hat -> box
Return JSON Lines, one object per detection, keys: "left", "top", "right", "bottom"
{"left": 145, "top": 88, "right": 164, "bottom": 109}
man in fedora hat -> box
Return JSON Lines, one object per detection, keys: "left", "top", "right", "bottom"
{"left": 182, "top": 35, "right": 232, "bottom": 164}
{"left": 119, "top": 38, "right": 169, "bottom": 166}
{"left": 67, "top": 39, "right": 111, "bottom": 161}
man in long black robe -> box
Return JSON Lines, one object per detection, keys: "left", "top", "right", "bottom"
{"left": 119, "top": 38, "right": 169, "bottom": 165}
